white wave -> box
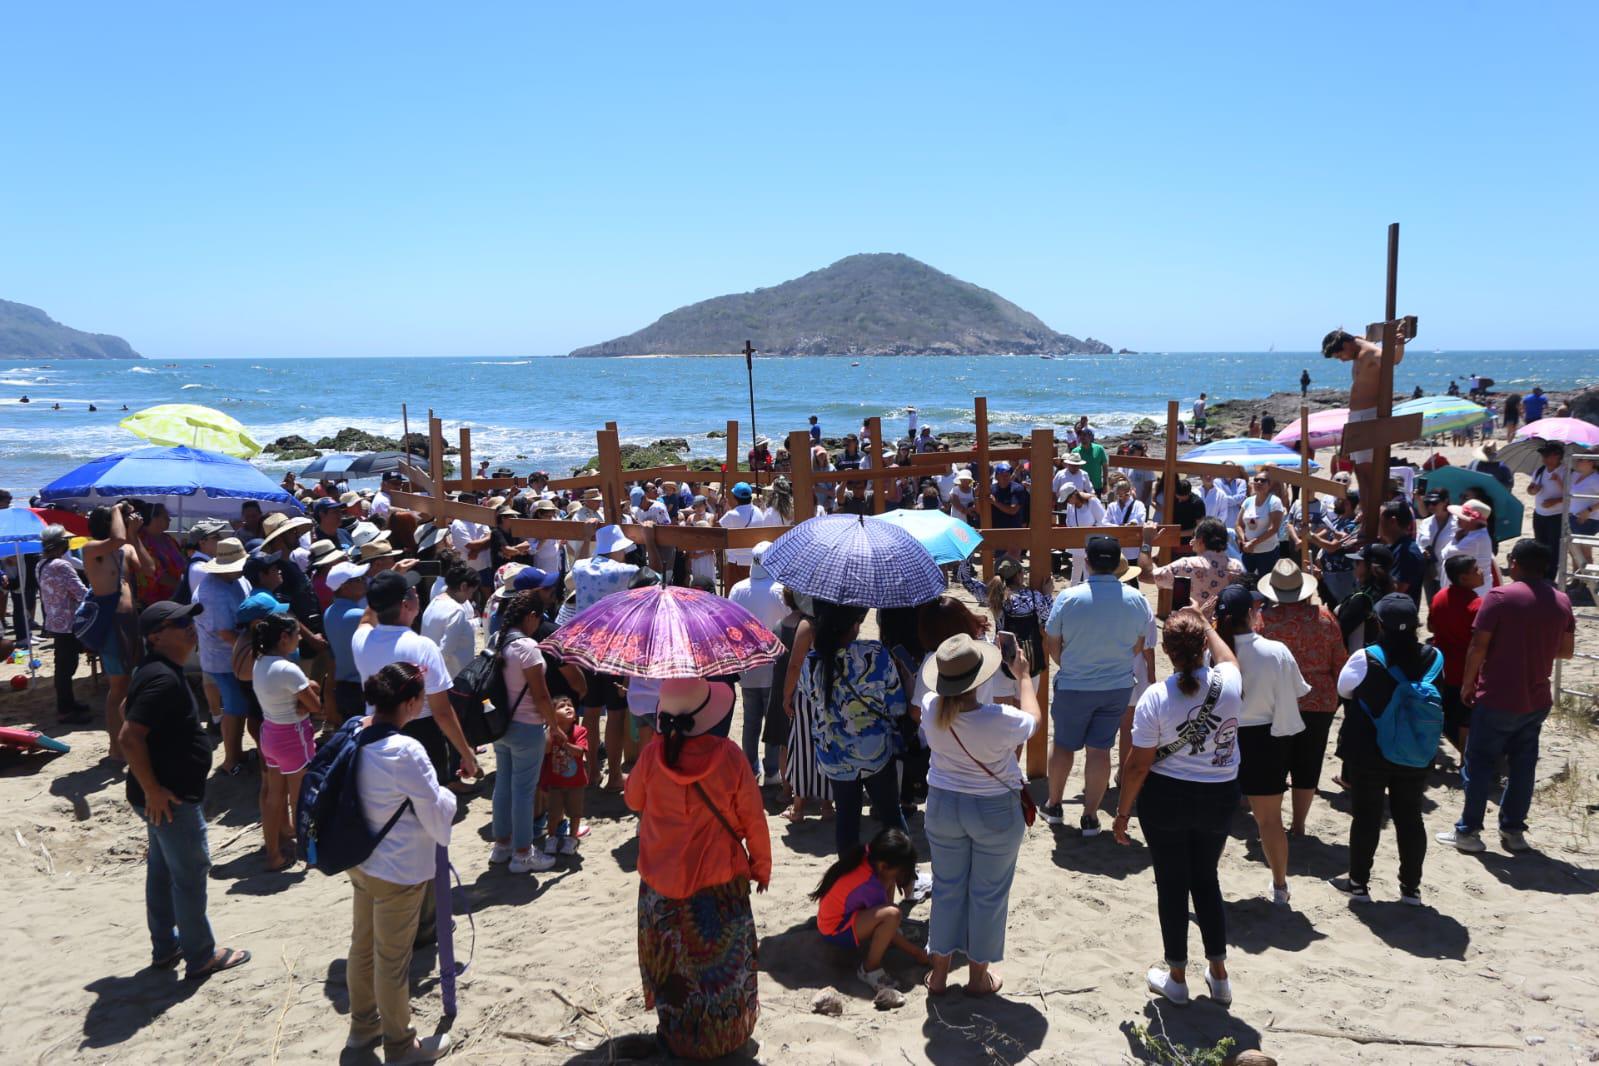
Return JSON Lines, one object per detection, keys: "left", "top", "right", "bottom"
{"left": 127, "top": 366, "right": 156, "bottom": 374}
{"left": 181, "top": 383, "right": 206, "bottom": 390}
{"left": 471, "top": 359, "right": 532, "bottom": 365}
{"left": 1, "top": 377, "right": 43, "bottom": 386}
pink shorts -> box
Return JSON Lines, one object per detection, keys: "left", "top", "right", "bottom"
{"left": 260, "top": 717, "right": 317, "bottom": 774}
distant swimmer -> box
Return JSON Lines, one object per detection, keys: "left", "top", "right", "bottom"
{"left": 88, "top": 403, "right": 99, "bottom": 412}
{"left": 19, "top": 395, "right": 29, "bottom": 403}
{"left": 53, "top": 403, "right": 61, "bottom": 410}
{"left": 121, "top": 404, "right": 129, "bottom": 411}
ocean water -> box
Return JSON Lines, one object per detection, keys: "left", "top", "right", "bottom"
{"left": 1, "top": 350, "right": 1594, "bottom": 495}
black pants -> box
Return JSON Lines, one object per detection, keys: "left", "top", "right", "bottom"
{"left": 1137, "top": 772, "right": 1237, "bottom": 967}
{"left": 1347, "top": 766, "right": 1429, "bottom": 891}
{"left": 49, "top": 629, "right": 81, "bottom": 713}
{"left": 403, "top": 715, "right": 452, "bottom": 783}
{"left": 1532, "top": 512, "right": 1564, "bottom": 579}
{"left": 833, "top": 763, "right": 908, "bottom": 858}
{"left": 334, "top": 680, "right": 366, "bottom": 722}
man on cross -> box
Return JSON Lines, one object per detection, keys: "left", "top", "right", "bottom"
{"left": 1322, "top": 323, "right": 1409, "bottom": 525}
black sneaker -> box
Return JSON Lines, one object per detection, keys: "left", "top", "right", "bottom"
{"left": 1330, "top": 877, "right": 1371, "bottom": 902}
{"left": 1399, "top": 885, "right": 1423, "bottom": 907}
{"left": 1040, "top": 802, "right": 1065, "bottom": 825}
{"left": 1079, "top": 813, "right": 1103, "bottom": 838}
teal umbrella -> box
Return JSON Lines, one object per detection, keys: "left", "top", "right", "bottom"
{"left": 870, "top": 508, "right": 983, "bottom": 564}
{"left": 1424, "top": 466, "right": 1523, "bottom": 542}
{"left": 1394, "top": 396, "right": 1490, "bottom": 438}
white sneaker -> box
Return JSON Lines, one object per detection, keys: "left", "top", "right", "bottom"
{"left": 1500, "top": 829, "right": 1534, "bottom": 853}
{"left": 1400, "top": 886, "right": 1424, "bottom": 907}
{"left": 1145, "top": 966, "right": 1190, "bottom": 1006}
{"left": 488, "top": 843, "right": 512, "bottom": 865}
{"left": 1271, "top": 883, "right": 1291, "bottom": 906}
{"left": 858, "top": 965, "right": 897, "bottom": 993}
{"left": 1436, "top": 828, "right": 1487, "bottom": 853}
{"left": 389, "top": 1033, "right": 453, "bottom": 1063}
{"left": 510, "top": 850, "right": 557, "bottom": 874}
{"left": 559, "top": 836, "right": 580, "bottom": 855}
{"left": 542, "top": 836, "right": 563, "bottom": 856}
{"left": 1204, "top": 971, "right": 1233, "bottom": 1007}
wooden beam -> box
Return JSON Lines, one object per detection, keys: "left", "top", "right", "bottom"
{"left": 866, "top": 416, "right": 884, "bottom": 515}
{"left": 1106, "top": 453, "right": 1248, "bottom": 481}
{"left": 428, "top": 415, "right": 445, "bottom": 496}
{"left": 975, "top": 397, "right": 993, "bottom": 579}
{"left": 788, "top": 429, "right": 814, "bottom": 521}
{"left": 1026, "top": 428, "right": 1054, "bottom": 779}
{"left": 458, "top": 427, "right": 473, "bottom": 494}
{"left": 1158, "top": 400, "right": 1179, "bottom": 617}
{"left": 1342, "top": 413, "right": 1424, "bottom": 454}
{"left": 909, "top": 446, "right": 1032, "bottom": 467}
{"left": 977, "top": 526, "right": 1182, "bottom": 551}
{"left": 725, "top": 420, "right": 739, "bottom": 484}
{"left": 1257, "top": 465, "right": 1349, "bottom": 500}
{"left": 400, "top": 461, "right": 436, "bottom": 497}
{"left": 596, "top": 428, "right": 624, "bottom": 526}
{"left": 389, "top": 489, "right": 496, "bottom": 526}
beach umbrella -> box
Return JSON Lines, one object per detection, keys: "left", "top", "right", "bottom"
{"left": 30, "top": 507, "right": 89, "bottom": 537}
{"left": 38, "top": 445, "right": 303, "bottom": 523}
{"left": 1494, "top": 438, "right": 1549, "bottom": 476}
{"left": 1423, "top": 466, "right": 1524, "bottom": 543}
{"left": 1393, "top": 396, "right": 1490, "bottom": 438}
{"left": 761, "top": 513, "right": 945, "bottom": 608}
{"left": 347, "top": 451, "right": 408, "bottom": 478}
{"left": 120, "top": 403, "right": 263, "bottom": 459}
{"left": 543, "top": 584, "right": 785, "bottom": 679}
{"left": 299, "top": 453, "right": 360, "bottom": 479}
{"left": 0, "top": 508, "right": 48, "bottom": 555}
{"left": 1270, "top": 408, "right": 1350, "bottom": 450}
{"left": 1516, "top": 417, "right": 1599, "bottom": 448}
{"left": 1182, "top": 438, "right": 1321, "bottom": 473}
{"left": 869, "top": 508, "right": 982, "bottom": 564}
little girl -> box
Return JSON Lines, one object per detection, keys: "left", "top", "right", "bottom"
{"left": 541, "top": 698, "right": 590, "bottom": 856}
{"left": 810, "top": 827, "right": 929, "bottom": 992}
{"left": 250, "top": 612, "right": 320, "bottom": 870}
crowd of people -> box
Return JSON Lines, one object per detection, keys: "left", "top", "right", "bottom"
{"left": 0, "top": 393, "right": 1586, "bottom": 1061}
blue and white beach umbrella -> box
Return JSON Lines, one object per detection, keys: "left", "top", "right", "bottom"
{"left": 1183, "top": 437, "right": 1321, "bottom": 473}
{"left": 870, "top": 508, "right": 982, "bottom": 565}
{"left": 762, "top": 513, "right": 945, "bottom": 608}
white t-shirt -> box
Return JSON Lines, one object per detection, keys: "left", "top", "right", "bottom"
{"left": 1573, "top": 471, "right": 1599, "bottom": 522}
{"left": 1131, "top": 615, "right": 1159, "bottom": 701}
{"left": 351, "top": 624, "right": 452, "bottom": 718}
{"left": 1240, "top": 494, "right": 1285, "bottom": 553}
{"left": 1441, "top": 528, "right": 1497, "bottom": 588}
{"left": 529, "top": 538, "right": 561, "bottom": 573}
{"left": 1107, "top": 497, "right": 1148, "bottom": 561}
{"left": 1532, "top": 466, "right": 1567, "bottom": 517}
{"left": 727, "top": 574, "right": 787, "bottom": 687}
{"left": 501, "top": 635, "right": 547, "bottom": 725}
{"left": 252, "top": 654, "right": 311, "bottom": 725}
{"left": 1130, "top": 662, "right": 1244, "bottom": 784}
{"left": 1053, "top": 469, "right": 1091, "bottom": 500}
{"left": 919, "top": 695, "right": 1036, "bottom": 795}
{"left": 449, "top": 518, "right": 492, "bottom": 572}
{"left": 421, "top": 594, "right": 477, "bottom": 679}
{"left": 719, "top": 504, "right": 766, "bottom": 564}
{"left": 1231, "top": 633, "right": 1310, "bottom": 734}
{"left": 626, "top": 676, "right": 662, "bottom": 719}
{"left": 947, "top": 487, "right": 976, "bottom": 521}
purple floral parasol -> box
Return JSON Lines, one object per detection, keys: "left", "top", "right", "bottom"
{"left": 543, "top": 584, "right": 785, "bottom": 678}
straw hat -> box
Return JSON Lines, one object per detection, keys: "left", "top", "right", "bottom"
{"left": 349, "top": 535, "right": 401, "bottom": 563}
{"left": 339, "top": 491, "right": 361, "bottom": 507}
{"left": 1059, "top": 453, "right": 1086, "bottom": 468}
{"left": 1449, "top": 499, "right": 1493, "bottom": 523}
{"left": 531, "top": 498, "right": 561, "bottom": 516}
{"left": 654, "top": 679, "right": 735, "bottom": 737}
{"left": 919, "top": 633, "right": 1003, "bottom": 698}
{"left": 307, "top": 539, "right": 346, "bottom": 570}
{"left": 200, "top": 537, "right": 248, "bottom": 575}
{"left": 260, "top": 511, "right": 312, "bottom": 547}
{"left": 1257, "top": 558, "right": 1317, "bottom": 604}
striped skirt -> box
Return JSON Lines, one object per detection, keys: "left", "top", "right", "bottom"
{"left": 638, "top": 878, "right": 759, "bottom": 1059}
{"left": 784, "top": 686, "right": 833, "bottom": 801}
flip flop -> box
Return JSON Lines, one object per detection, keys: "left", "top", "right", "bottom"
{"left": 186, "top": 947, "right": 251, "bottom": 981}
{"left": 965, "top": 974, "right": 1004, "bottom": 998}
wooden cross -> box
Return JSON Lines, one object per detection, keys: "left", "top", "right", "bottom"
{"left": 742, "top": 340, "right": 759, "bottom": 488}
{"left": 1338, "top": 222, "right": 1422, "bottom": 541}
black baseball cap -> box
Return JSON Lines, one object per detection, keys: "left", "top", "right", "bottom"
{"left": 1214, "top": 583, "right": 1259, "bottom": 625}
{"left": 1374, "top": 592, "right": 1419, "bottom": 634}
{"left": 366, "top": 569, "right": 421, "bottom": 612}
{"left": 1084, "top": 534, "right": 1123, "bottom": 571}
{"left": 138, "top": 599, "right": 204, "bottom": 637}
{"left": 1423, "top": 490, "right": 1446, "bottom": 505}
{"left": 1349, "top": 543, "right": 1395, "bottom": 568}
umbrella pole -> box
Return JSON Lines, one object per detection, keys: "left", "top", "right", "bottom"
{"left": 15, "top": 543, "right": 34, "bottom": 680}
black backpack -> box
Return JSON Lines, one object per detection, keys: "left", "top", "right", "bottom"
{"left": 447, "top": 631, "right": 525, "bottom": 747}
{"left": 297, "top": 718, "right": 413, "bottom": 875}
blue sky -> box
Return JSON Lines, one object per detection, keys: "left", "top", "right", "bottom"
{"left": 2, "top": 1, "right": 1594, "bottom": 358}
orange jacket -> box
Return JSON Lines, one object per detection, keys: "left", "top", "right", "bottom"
{"left": 625, "top": 734, "right": 772, "bottom": 899}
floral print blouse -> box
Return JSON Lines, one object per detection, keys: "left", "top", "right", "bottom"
{"left": 800, "top": 639, "right": 906, "bottom": 781}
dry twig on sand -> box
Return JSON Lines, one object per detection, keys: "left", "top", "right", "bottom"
{"left": 1266, "top": 1019, "right": 1521, "bottom": 1051}
{"left": 268, "top": 947, "right": 302, "bottom": 1065}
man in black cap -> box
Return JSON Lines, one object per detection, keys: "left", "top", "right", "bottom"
{"left": 119, "top": 600, "right": 251, "bottom": 980}
{"left": 1337, "top": 543, "right": 1395, "bottom": 651}
{"left": 310, "top": 497, "right": 352, "bottom": 551}
{"left": 1415, "top": 489, "right": 1455, "bottom": 603}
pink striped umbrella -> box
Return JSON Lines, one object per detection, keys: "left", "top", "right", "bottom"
{"left": 1271, "top": 407, "right": 1350, "bottom": 450}
{"left": 1516, "top": 417, "right": 1599, "bottom": 447}
{"left": 543, "top": 584, "right": 785, "bottom": 678}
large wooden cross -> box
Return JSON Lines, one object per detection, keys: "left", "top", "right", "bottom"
{"left": 1338, "top": 222, "right": 1422, "bottom": 541}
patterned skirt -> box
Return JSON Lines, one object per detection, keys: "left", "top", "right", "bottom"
{"left": 638, "top": 878, "right": 759, "bottom": 1059}
{"left": 784, "top": 685, "right": 833, "bottom": 801}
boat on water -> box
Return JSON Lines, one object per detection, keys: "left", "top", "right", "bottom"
{"left": 850, "top": 361, "right": 860, "bottom": 367}
{"left": 1040, "top": 354, "right": 1056, "bottom": 360}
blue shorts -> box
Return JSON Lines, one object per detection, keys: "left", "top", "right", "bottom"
{"left": 1051, "top": 686, "right": 1132, "bottom": 751}
{"left": 820, "top": 918, "right": 860, "bottom": 949}
{"left": 205, "top": 671, "right": 250, "bottom": 717}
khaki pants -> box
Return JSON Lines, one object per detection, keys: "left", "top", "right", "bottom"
{"left": 347, "top": 868, "right": 428, "bottom": 1058}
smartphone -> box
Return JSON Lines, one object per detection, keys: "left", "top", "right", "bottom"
{"left": 996, "top": 631, "right": 1019, "bottom": 664}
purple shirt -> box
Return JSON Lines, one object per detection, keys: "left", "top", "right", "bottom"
{"left": 39, "top": 557, "right": 88, "bottom": 634}
{"left": 1471, "top": 579, "right": 1574, "bottom": 714}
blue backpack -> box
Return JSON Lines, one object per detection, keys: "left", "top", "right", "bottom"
{"left": 1358, "top": 646, "right": 1445, "bottom": 768}
{"left": 296, "top": 717, "right": 413, "bottom": 875}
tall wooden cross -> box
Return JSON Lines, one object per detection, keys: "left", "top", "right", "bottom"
{"left": 1339, "top": 222, "right": 1422, "bottom": 542}
{"left": 742, "top": 340, "right": 760, "bottom": 488}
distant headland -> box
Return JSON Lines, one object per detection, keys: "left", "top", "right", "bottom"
{"left": 569, "top": 253, "right": 1110, "bottom": 358}
{"left": 0, "top": 299, "right": 141, "bottom": 360}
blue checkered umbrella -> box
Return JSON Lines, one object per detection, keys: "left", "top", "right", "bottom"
{"left": 761, "top": 514, "right": 945, "bottom": 608}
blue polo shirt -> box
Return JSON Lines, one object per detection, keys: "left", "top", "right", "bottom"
{"left": 1045, "top": 574, "right": 1154, "bottom": 691}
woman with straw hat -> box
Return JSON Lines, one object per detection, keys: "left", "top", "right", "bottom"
{"left": 918, "top": 634, "right": 1041, "bottom": 996}
{"left": 625, "top": 679, "right": 770, "bottom": 1059}
{"left": 1258, "top": 558, "right": 1349, "bottom": 836}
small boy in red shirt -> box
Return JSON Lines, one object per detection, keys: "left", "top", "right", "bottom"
{"left": 541, "top": 698, "right": 589, "bottom": 856}
{"left": 1429, "top": 554, "right": 1484, "bottom": 753}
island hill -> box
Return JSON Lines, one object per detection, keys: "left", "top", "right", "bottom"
{"left": 0, "top": 299, "right": 141, "bottom": 360}
{"left": 570, "top": 253, "right": 1110, "bottom": 358}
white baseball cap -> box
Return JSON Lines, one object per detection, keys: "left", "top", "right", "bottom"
{"left": 326, "top": 560, "right": 371, "bottom": 593}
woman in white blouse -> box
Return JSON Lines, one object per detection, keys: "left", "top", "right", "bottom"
{"left": 347, "top": 662, "right": 459, "bottom": 1064}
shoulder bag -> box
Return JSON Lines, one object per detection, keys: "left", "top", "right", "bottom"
{"left": 948, "top": 723, "right": 1036, "bottom": 827}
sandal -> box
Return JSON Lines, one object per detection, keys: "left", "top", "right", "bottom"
{"left": 965, "top": 973, "right": 1004, "bottom": 998}
{"left": 920, "top": 972, "right": 948, "bottom": 998}
{"left": 186, "top": 947, "right": 251, "bottom": 981}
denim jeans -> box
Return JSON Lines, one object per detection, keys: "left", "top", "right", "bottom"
{"left": 491, "top": 720, "right": 548, "bottom": 851}
{"left": 138, "top": 801, "right": 216, "bottom": 969}
{"left": 830, "top": 763, "right": 907, "bottom": 857}
{"left": 739, "top": 685, "right": 777, "bottom": 778}
{"left": 923, "top": 787, "right": 1026, "bottom": 964}
{"left": 1457, "top": 705, "right": 1550, "bottom": 835}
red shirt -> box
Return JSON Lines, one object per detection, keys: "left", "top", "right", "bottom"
{"left": 541, "top": 723, "right": 589, "bottom": 789}
{"left": 1428, "top": 584, "right": 1481, "bottom": 687}
{"left": 1471, "top": 580, "right": 1574, "bottom": 714}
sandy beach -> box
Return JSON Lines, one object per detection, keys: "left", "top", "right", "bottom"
{"left": 2, "top": 441, "right": 1598, "bottom": 1065}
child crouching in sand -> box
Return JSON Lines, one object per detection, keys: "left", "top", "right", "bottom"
{"left": 541, "top": 698, "right": 589, "bottom": 856}
{"left": 810, "top": 827, "right": 929, "bottom": 992}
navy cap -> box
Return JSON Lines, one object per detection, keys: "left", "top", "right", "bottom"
{"left": 312, "top": 497, "right": 343, "bottom": 515}
{"left": 1374, "top": 592, "right": 1419, "bottom": 634}
{"left": 513, "top": 566, "right": 559, "bottom": 591}
{"left": 366, "top": 569, "right": 421, "bottom": 612}
{"left": 1214, "top": 583, "right": 1258, "bottom": 624}
{"left": 1084, "top": 534, "right": 1123, "bottom": 571}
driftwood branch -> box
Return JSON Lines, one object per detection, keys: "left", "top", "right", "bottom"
{"left": 1267, "top": 1021, "right": 1520, "bottom": 1051}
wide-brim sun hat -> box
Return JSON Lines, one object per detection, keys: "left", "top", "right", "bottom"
{"left": 654, "top": 678, "right": 736, "bottom": 737}
{"left": 1448, "top": 499, "right": 1493, "bottom": 522}
{"left": 1258, "top": 557, "right": 1317, "bottom": 604}
{"left": 200, "top": 537, "right": 248, "bottom": 574}
{"left": 920, "top": 633, "right": 1003, "bottom": 697}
